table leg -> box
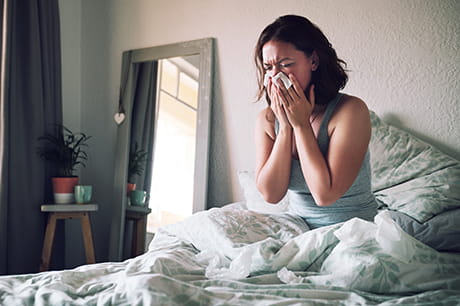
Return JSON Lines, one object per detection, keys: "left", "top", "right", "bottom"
{"left": 81, "top": 213, "right": 96, "bottom": 264}
{"left": 133, "top": 216, "right": 147, "bottom": 257}
{"left": 40, "top": 213, "right": 58, "bottom": 272}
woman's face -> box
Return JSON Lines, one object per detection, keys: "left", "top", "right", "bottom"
{"left": 262, "top": 40, "right": 315, "bottom": 91}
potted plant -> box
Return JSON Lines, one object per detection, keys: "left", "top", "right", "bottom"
{"left": 127, "top": 141, "right": 148, "bottom": 195}
{"left": 37, "top": 124, "right": 91, "bottom": 203}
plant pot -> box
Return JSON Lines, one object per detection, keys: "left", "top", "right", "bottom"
{"left": 127, "top": 182, "right": 136, "bottom": 196}
{"left": 52, "top": 177, "right": 79, "bottom": 204}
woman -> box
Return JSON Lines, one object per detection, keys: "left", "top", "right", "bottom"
{"left": 254, "top": 15, "right": 377, "bottom": 229}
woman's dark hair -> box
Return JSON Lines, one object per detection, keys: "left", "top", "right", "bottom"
{"left": 255, "top": 15, "right": 348, "bottom": 106}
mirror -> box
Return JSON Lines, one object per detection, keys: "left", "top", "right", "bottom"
{"left": 109, "top": 38, "right": 214, "bottom": 261}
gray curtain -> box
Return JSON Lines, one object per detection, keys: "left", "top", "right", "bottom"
{"left": 0, "top": 0, "right": 63, "bottom": 275}
{"left": 109, "top": 58, "right": 158, "bottom": 261}
{"left": 130, "top": 61, "right": 158, "bottom": 192}
{"left": 121, "top": 61, "right": 157, "bottom": 260}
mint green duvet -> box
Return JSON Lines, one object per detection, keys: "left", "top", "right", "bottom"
{"left": 0, "top": 204, "right": 459, "bottom": 305}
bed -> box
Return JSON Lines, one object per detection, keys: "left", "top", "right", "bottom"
{"left": 1, "top": 111, "right": 459, "bottom": 305}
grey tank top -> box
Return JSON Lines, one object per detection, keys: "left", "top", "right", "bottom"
{"left": 277, "top": 93, "right": 377, "bottom": 229}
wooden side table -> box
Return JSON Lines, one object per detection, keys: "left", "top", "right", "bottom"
{"left": 40, "top": 204, "right": 98, "bottom": 272}
{"left": 125, "top": 205, "right": 151, "bottom": 258}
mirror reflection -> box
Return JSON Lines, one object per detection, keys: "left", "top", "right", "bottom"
{"left": 148, "top": 55, "right": 200, "bottom": 232}
{"left": 110, "top": 38, "right": 214, "bottom": 261}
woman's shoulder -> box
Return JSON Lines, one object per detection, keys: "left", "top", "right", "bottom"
{"left": 256, "top": 106, "right": 276, "bottom": 138}
{"left": 257, "top": 106, "right": 276, "bottom": 124}
{"left": 335, "top": 94, "right": 370, "bottom": 121}
{"left": 329, "top": 94, "right": 371, "bottom": 131}
{"left": 339, "top": 94, "right": 369, "bottom": 112}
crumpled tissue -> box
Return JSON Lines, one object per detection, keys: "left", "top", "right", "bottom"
{"left": 264, "top": 72, "right": 292, "bottom": 89}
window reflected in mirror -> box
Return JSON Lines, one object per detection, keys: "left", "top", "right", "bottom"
{"left": 147, "top": 55, "right": 199, "bottom": 233}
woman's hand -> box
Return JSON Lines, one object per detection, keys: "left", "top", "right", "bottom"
{"left": 267, "top": 77, "right": 291, "bottom": 129}
{"left": 277, "top": 74, "right": 315, "bottom": 129}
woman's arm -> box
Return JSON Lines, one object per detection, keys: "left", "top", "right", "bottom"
{"left": 255, "top": 108, "right": 292, "bottom": 203}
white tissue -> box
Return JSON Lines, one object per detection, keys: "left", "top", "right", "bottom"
{"left": 263, "top": 73, "right": 271, "bottom": 87}
{"left": 277, "top": 267, "right": 304, "bottom": 284}
{"left": 202, "top": 248, "right": 252, "bottom": 279}
{"left": 264, "top": 72, "right": 292, "bottom": 89}
{"left": 273, "top": 72, "right": 292, "bottom": 89}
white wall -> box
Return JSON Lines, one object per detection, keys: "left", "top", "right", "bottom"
{"left": 60, "top": 0, "right": 460, "bottom": 263}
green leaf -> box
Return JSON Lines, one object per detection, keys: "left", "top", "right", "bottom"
{"left": 373, "top": 265, "right": 383, "bottom": 279}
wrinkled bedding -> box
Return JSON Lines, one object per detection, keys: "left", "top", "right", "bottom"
{"left": 1, "top": 111, "right": 459, "bottom": 305}
{"left": 388, "top": 208, "right": 460, "bottom": 253}
{"left": 1, "top": 204, "right": 459, "bottom": 305}
{"left": 369, "top": 111, "right": 460, "bottom": 223}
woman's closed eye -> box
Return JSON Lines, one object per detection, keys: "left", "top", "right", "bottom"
{"left": 280, "top": 62, "right": 294, "bottom": 68}
{"left": 264, "top": 64, "right": 274, "bottom": 71}
{"left": 263, "top": 60, "right": 295, "bottom": 72}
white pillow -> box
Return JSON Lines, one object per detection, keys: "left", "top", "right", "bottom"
{"left": 237, "top": 171, "right": 289, "bottom": 214}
